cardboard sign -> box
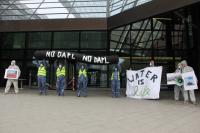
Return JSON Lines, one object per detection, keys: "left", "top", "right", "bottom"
{"left": 182, "top": 71, "right": 198, "bottom": 90}
{"left": 167, "top": 73, "right": 183, "bottom": 86}
{"left": 4, "top": 69, "right": 19, "bottom": 79}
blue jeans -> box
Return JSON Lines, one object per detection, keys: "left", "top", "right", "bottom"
{"left": 111, "top": 79, "right": 120, "bottom": 97}
{"left": 77, "top": 77, "right": 88, "bottom": 97}
{"left": 56, "top": 76, "right": 65, "bottom": 96}
{"left": 38, "top": 76, "right": 46, "bottom": 94}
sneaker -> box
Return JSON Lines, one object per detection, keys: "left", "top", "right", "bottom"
{"left": 184, "top": 101, "right": 189, "bottom": 104}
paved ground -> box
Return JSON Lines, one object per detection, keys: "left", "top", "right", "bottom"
{"left": 0, "top": 87, "right": 200, "bottom": 133}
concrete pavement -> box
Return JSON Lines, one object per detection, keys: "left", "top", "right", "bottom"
{"left": 0, "top": 88, "right": 200, "bottom": 133}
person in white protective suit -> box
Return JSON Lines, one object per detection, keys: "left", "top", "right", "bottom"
{"left": 174, "top": 63, "right": 185, "bottom": 101}
{"left": 4, "top": 60, "right": 21, "bottom": 94}
{"left": 181, "top": 60, "right": 197, "bottom": 105}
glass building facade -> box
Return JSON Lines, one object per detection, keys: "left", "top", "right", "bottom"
{"left": 0, "top": 31, "right": 109, "bottom": 87}
{"left": 0, "top": 0, "right": 200, "bottom": 89}
{"left": 0, "top": 0, "right": 152, "bottom": 20}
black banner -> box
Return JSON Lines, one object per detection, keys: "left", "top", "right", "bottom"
{"left": 34, "top": 50, "right": 119, "bottom": 65}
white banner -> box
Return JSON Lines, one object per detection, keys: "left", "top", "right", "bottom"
{"left": 182, "top": 71, "right": 198, "bottom": 90}
{"left": 4, "top": 69, "right": 20, "bottom": 79}
{"left": 126, "top": 67, "right": 162, "bottom": 99}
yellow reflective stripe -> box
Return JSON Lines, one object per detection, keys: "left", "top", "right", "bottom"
{"left": 111, "top": 72, "right": 120, "bottom": 80}
{"left": 56, "top": 67, "right": 65, "bottom": 77}
{"left": 78, "top": 69, "right": 87, "bottom": 77}
{"left": 37, "top": 66, "right": 46, "bottom": 76}
{"left": 111, "top": 73, "right": 113, "bottom": 80}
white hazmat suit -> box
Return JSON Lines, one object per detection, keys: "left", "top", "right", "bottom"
{"left": 181, "top": 60, "right": 197, "bottom": 104}
{"left": 174, "top": 63, "right": 185, "bottom": 101}
{"left": 5, "top": 60, "right": 21, "bottom": 94}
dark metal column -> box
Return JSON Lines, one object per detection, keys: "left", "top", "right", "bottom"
{"left": 151, "top": 18, "right": 155, "bottom": 60}
{"left": 49, "top": 32, "right": 54, "bottom": 88}
{"left": 166, "top": 20, "right": 175, "bottom": 71}
{"left": 107, "top": 30, "right": 111, "bottom": 88}
{"left": 191, "top": 5, "right": 200, "bottom": 79}
{"left": 130, "top": 24, "right": 133, "bottom": 67}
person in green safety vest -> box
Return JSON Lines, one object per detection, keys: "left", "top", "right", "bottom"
{"left": 37, "top": 61, "right": 47, "bottom": 95}
{"left": 77, "top": 64, "right": 88, "bottom": 97}
{"left": 56, "top": 63, "right": 66, "bottom": 96}
{"left": 111, "top": 66, "right": 120, "bottom": 97}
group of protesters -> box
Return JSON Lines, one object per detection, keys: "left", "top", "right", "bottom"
{"left": 3, "top": 59, "right": 198, "bottom": 104}
{"left": 3, "top": 59, "right": 121, "bottom": 98}
{"left": 174, "top": 60, "right": 197, "bottom": 105}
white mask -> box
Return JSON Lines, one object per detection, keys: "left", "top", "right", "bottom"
{"left": 11, "top": 60, "right": 15, "bottom": 66}
{"left": 150, "top": 62, "right": 154, "bottom": 66}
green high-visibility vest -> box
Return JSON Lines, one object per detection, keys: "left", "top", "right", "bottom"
{"left": 78, "top": 69, "right": 87, "bottom": 77}
{"left": 56, "top": 67, "right": 66, "bottom": 77}
{"left": 111, "top": 72, "right": 120, "bottom": 80}
{"left": 37, "top": 66, "right": 46, "bottom": 76}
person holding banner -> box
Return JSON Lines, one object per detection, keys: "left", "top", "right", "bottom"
{"left": 111, "top": 66, "right": 120, "bottom": 97}
{"left": 174, "top": 63, "right": 185, "bottom": 101}
{"left": 77, "top": 64, "right": 88, "bottom": 97}
{"left": 181, "top": 60, "right": 197, "bottom": 105}
{"left": 56, "top": 63, "right": 66, "bottom": 96}
{"left": 4, "top": 60, "right": 21, "bottom": 94}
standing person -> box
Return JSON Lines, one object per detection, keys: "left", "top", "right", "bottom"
{"left": 56, "top": 63, "right": 66, "bottom": 96}
{"left": 111, "top": 66, "right": 120, "bottom": 98}
{"left": 149, "top": 59, "right": 155, "bottom": 67}
{"left": 4, "top": 60, "right": 21, "bottom": 94}
{"left": 77, "top": 64, "right": 88, "bottom": 97}
{"left": 36, "top": 60, "right": 48, "bottom": 95}
{"left": 181, "top": 60, "right": 197, "bottom": 104}
{"left": 174, "top": 63, "right": 185, "bottom": 101}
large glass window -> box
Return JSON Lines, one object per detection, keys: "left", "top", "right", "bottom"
{"left": 0, "top": 33, "right": 25, "bottom": 49}
{"left": 1, "top": 50, "right": 25, "bottom": 59}
{"left": 81, "top": 31, "right": 107, "bottom": 49}
{"left": 54, "top": 32, "right": 79, "bottom": 49}
{"left": 28, "top": 32, "right": 51, "bottom": 49}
